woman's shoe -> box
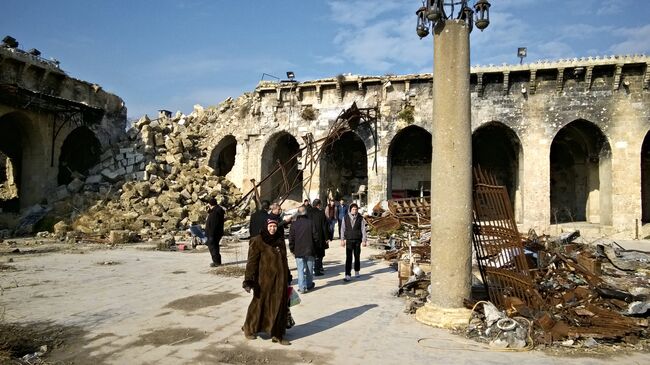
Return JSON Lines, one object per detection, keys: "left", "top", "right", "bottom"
{"left": 244, "top": 333, "right": 257, "bottom": 340}
{"left": 272, "top": 336, "right": 291, "bottom": 345}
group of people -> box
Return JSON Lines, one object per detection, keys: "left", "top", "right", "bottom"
{"left": 234, "top": 197, "right": 368, "bottom": 345}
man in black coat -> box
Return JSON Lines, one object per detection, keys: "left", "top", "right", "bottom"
{"left": 205, "top": 197, "right": 225, "bottom": 267}
{"left": 289, "top": 206, "right": 318, "bottom": 293}
{"left": 307, "top": 199, "right": 329, "bottom": 276}
{"left": 249, "top": 200, "right": 270, "bottom": 238}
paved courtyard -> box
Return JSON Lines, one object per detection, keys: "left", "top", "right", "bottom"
{"left": 1, "top": 238, "right": 649, "bottom": 365}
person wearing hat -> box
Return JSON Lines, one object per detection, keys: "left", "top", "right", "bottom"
{"left": 242, "top": 218, "right": 292, "bottom": 345}
{"left": 205, "top": 197, "right": 225, "bottom": 267}
{"left": 289, "top": 205, "right": 317, "bottom": 293}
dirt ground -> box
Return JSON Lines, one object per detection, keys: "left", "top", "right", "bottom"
{"left": 0, "top": 237, "right": 649, "bottom": 365}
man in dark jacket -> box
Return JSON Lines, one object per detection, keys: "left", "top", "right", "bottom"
{"left": 307, "top": 199, "right": 329, "bottom": 276}
{"left": 337, "top": 199, "right": 348, "bottom": 239}
{"left": 289, "top": 206, "right": 317, "bottom": 293}
{"left": 205, "top": 197, "right": 225, "bottom": 267}
{"left": 340, "top": 203, "right": 367, "bottom": 281}
{"left": 249, "top": 200, "right": 270, "bottom": 238}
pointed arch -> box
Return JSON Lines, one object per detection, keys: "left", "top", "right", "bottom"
{"left": 550, "top": 119, "right": 612, "bottom": 224}
{"left": 58, "top": 126, "right": 101, "bottom": 185}
{"left": 319, "top": 131, "right": 368, "bottom": 203}
{"left": 209, "top": 135, "right": 237, "bottom": 177}
{"left": 260, "top": 131, "right": 302, "bottom": 202}
{"left": 641, "top": 131, "right": 650, "bottom": 223}
{"left": 387, "top": 125, "right": 432, "bottom": 199}
{"left": 0, "top": 112, "right": 33, "bottom": 211}
{"left": 472, "top": 121, "right": 523, "bottom": 221}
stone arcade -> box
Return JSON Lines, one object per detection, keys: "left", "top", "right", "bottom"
{"left": 1, "top": 44, "right": 649, "bottom": 239}
{"left": 0, "top": 43, "right": 126, "bottom": 214}
{"left": 206, "top": 55, "right": 650, "bottom": 238}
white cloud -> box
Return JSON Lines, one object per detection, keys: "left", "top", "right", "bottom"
{"left": 328, "top": 10, "right": 431, "bottom": 72}
{"left": 317, "top": 55, "right": 345, "bottom": 65}
{"left": 609, "top": 24, "right": 650, "bottom": 55}
{"left": 327, "top": 0, "right": 403, "bottom": 26}
{"left": 566, "top": 0, "right": 626, "bottom": 15}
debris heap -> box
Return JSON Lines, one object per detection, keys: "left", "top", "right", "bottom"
{"left": 33, "top": 96, "right": 261, "bottom": 241}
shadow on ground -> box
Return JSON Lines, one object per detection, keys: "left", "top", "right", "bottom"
{"left": 288, "top": 304, "right": 378, "bottom": 340}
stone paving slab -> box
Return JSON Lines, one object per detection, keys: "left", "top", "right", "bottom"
{"left": 1, "top": 239, "right": 649, "bottom": 365}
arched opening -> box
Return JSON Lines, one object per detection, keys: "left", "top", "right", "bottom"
{"left": 641, "top": 131, "right": 650, "bottom": 223}
{"left": 209, "top": 135, "right": 237, "bottom": 177}
{"left": 319, "top": 131, "right": 368, "bottom": 203}
{"left": 260, "top": 132, "right": 302, "bottom": 202}
{"left": 58, "top": 127, "right": 101, "bottom": 185}
{"left": 550, "top": 120, "right": 612, "bottom": 225}
{"left": 388, "top": 126, "right": 432, "bottom": 199}
{"left": 472, "top": 122, "right": 523, "bottom": 221}
{"left": 0, "top": 113, "right": 27, "bottom": 212}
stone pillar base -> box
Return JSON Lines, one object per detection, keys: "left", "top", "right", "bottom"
{"left": 415, "top": 303, "right": 472, "bottom": 329}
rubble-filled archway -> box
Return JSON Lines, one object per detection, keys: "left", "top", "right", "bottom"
{"left": 0, "top": 112, "right": 30, "bottom": 212}
{"left": 58, "top": 126, "right": 101, "bottom": 185}
{"left": 320, "top": 131, "right": 368, "bottom": 203}
{"left": 472, "top": 122, "right": 523, "bottom": 220}
{"left": 209, "top": 135, "right": 237, "bottom": 177}
{"left": 387, "top": 126, "right": 432, "bottom": 199}
{"left": 550, "top": 120, "right": 612, "bottom": 224}
{"left": 260, "top": 131, "right": 302, "bottom": 202}
{"left": 641, "top": 131, "right": 650, "bottom": 223}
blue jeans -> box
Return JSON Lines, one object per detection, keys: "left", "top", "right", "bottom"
{"left": 295, "top": 256, "right": 314, "bottom": 291}
{"left": 327, "top": 219, "right": 336, "bottom": 240}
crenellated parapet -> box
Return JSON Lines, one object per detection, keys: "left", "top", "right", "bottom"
{"left": 254, "top": 54, "right": 649, "bottom": 106}
{"left": 0, "top": 46, "right": 125, "bottom": 118}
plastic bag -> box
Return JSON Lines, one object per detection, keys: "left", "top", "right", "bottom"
{"left": 287, "top": 286, "right": 301, "bottom": 307}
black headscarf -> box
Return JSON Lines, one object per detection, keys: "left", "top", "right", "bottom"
{"left": 260, "top": 222, "right": 283, "bottom": 246}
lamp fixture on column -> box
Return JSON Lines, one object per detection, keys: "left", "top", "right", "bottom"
{"left": 416, "top": 0, "right": 491, "bottom": 38}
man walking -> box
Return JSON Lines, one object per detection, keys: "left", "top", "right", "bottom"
{"left": 337, "top": 199, "right": 348, "bottom": 239}
{"left": 340, "top": 203, "right": 367, "bottom": 281}
{"left": 307, "top": 199, "right": 329, "bottom": 276}
{"left": 249, "top": 200, "right": 270, "bottom": 238}
{"left": 324, "top": 199, "right": 338, "bottom": 241}
{"left": 289, "top": 206, "right": 317, "bottom": 293}
{"left": 205, "top": 197, "right": 225, "bottom": 267}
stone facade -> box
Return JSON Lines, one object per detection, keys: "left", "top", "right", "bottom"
{"left": 0, "top": 45, "right": 126, "bottom": 210}
{"left": 204, "top": 55, "right": 650, "bottom": 238}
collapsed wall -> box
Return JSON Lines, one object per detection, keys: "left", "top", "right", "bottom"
{"left": 42, "top": 96, "right": 258, "bottom": 240}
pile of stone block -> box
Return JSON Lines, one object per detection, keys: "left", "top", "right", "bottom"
{"left": 45, "top": 96, "right": 255, "bottom": 240}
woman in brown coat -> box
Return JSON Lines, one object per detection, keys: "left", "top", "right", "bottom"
{"left": 242, "top": 219, "right": 291, "bottom": 345}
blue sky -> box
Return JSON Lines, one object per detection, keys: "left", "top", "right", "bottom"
{"left": 3, "top": 0, "right": 649, "bottom": 119}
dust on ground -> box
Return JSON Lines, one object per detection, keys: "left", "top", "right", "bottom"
{"left": 131, "top": 327, "right": 208, "bottom": 347}
{"left": 211, "top": 265, "right": 247, "bottom": 278}
{"left": 539, "top": 339, "right": 650, "bottom": 358}
{"left": 0, "top": 321, "right": 86, "bottom": 364}
{"left": 195, "top": 342, "right": 326, "bottom": 365}
{"left": 164, "top": 292, "right": 240, "bottom": 312}
{"left": 0, "top": 262, "right": 17, "bottom": 272}
{"left": 95, "top": 260, "right": 121, "bottom": 266}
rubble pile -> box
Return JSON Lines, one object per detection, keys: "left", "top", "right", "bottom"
{"left": 35, "top": 96, "right": 261, "bottom": 241}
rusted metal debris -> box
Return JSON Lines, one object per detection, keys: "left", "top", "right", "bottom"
{"left": 471, "top": 167, "right": 648, "bottom": 343}
{"left": 367, "top": 196, "right": 431, "bottom": 232}
{"left": 472, "top": 167, "right": 538, "bottom": 309}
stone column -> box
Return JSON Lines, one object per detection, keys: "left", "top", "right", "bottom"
{"left": 416, "top": 20, "right": 472, "bottom": 328}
